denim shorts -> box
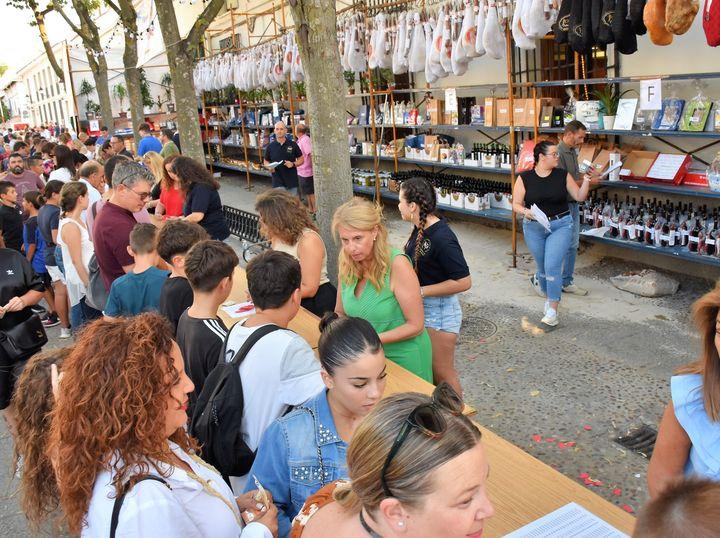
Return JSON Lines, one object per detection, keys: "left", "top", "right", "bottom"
{"left": 423, "top": 294, "right": 463, "bottom": 334}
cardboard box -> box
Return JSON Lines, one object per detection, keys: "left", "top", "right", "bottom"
{"left": 646, "top": 153, "right": 692, "bottom": 184}
{"left": 591, "top": 149, "right": 613, "bottom": 174}
{"left": 524, "top": 98, "right": 537, "bottom": 127}
{"left": 450, "top": 191, "right": 465, "bottom": 208}
{"left": 513, "top": 99, "right": 528, "bottom": 126}
{"left": 436, "top": 187, "right": 452, "bottom": 206}
{"left": 684, "top": 171, "right": 709, "bottom": 187}
{"left": 464, "top": 192, "right": 481, "bottom": 212}
{"left": 427, "top": 99, "right": 445, "bottom": 125}
{"left": 620, "top": 150, "right": 660, "bottom": 180}
{"left": 577, "top": 143, "right": 599, "bottom": 168}
{"left": 423, "top": 135, "right": 441, "bottom": 161}
{"left": 496, "top": 99, "right": 510, "bottom": 126}
{"left": 484, "top": 98, "right": 495, "bottom": 127}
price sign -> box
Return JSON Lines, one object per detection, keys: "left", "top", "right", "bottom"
{"left": 640, "top": 79, "right": 662, "bottom": 110}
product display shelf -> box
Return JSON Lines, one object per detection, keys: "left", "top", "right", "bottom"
{"left": 578, "top": 226, "right": 720, "bottom": 267}
{"left": 597, "top": 180, "right": 720, "bottom": 199}
{"left": 517, "top": 126, "right": 720, "bottom": 139}
{"left": 352, "top": 184, "right": 513, "bottom": 223}
{"left": 350, "top": 153, "right": 513, "bottom": 174}
{"left": 530, "top": 72, "right": 720, "bottom": 88}
{"left": 347, "top": 123, "right": 513, "bottom": 132}
{"left": 207, "top": 139, "right": 265, "bottom": 150}
{"left": 206, "top": 158, "right": 272, "bottom": 177}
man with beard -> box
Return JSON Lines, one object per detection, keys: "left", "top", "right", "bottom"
{"left": 3, "top": 153, "right": 44, "bottom": 210}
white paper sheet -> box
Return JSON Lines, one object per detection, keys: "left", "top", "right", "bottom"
{"left": 265, "top": 161, "right": 285, "bottom": 170}
{"left": 613, "top": 99, "right": 638, "bottom": 130}
{"left": 221, "top": 301, "right": 257, "bottom": 319}
{"left": 504, "top": 502, "right": 629, "bottom": 538}
{"left": 640, "top": 79, "right": 662, "bottom": 111}
{"left": 646, "top": 154, "right": 687, "bottom": 181}
{"left": 530, "top": 204, "right": 551, "bottom": 232}
{"left": 580, "top": 226, "right": 611, "bottom": 237}
{"left": 601, "top": 160, "right": 624, "bottom": 179}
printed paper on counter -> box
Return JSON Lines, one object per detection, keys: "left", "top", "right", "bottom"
{"left": 504, "top": 502, "right": 629, "bottom": 538}
{"left": 221, "top": 301, "right": 256, "bottom": 319}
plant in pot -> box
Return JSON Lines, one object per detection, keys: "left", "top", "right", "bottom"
{"left": 113, "top": 83, "right": 127, "bottom": 117}
{"left": 139, "top": 68, "right": 154, "bottom": 112}
{"left": 79, "top": 79, "right": 95, "bottom": 116}
{"left": 160, "top": 73, "right": 174, "bottom": 112}
{"left": 344, "top": 70, "right": 356, "bottom": 95}
{"left": 593, "top": 85, "right": 635, "bottom": 130}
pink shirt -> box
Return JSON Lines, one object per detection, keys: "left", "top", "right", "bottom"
{"left": 296, "top": 134, "right": 313, "bottom": 178}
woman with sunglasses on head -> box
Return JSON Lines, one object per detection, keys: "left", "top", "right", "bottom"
{"left": 291, "top": 383, "right": 493, "bottom": 538}
{"left": 512, "top": 140, "right": 591, "bottom": 327}
{"left": 246, "top": 313, "right": 387, "bottom": 538}
{"left": 49, "top": 313, "right": 278, "bottom": 537}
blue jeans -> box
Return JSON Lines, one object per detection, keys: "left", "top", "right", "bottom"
{"left": 423, "top": 295, "right": 463, "bottom": 334}
{"left": 70, "top": 297, "right": 102, "bottom": 331}
{"left": 55, "top": 245, "right": 66, "bottom": 277}
{"left": 523, "top": 214, "right": 574, "bottom": 302}
{"left": 562, "top": 203, "right": 580, "bottom": 287}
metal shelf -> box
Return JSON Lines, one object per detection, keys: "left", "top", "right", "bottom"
{"left": 522, "top": 126, "right": 720, "bottom": 139}
{"left": 352, "top": 184, "right": 513, "bottom": 223}
{"left": 206, "top": 159, "right": 272, "bottom": 177}
{"left": 532, "top": 72, "right": 720, "bottom": 88}
{"left": 350, "top": 154, "right": 512, "bottom": 174}
{"left": 597, "top": 180, "right": 720, "bottom": 199}
{"left": 579, "top": 226, "right": 720, "bottom": 267}
{"left": 348, "top": 123, "right": 513, "bottom": 132}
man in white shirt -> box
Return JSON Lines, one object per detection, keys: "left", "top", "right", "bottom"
{"left": 77, "top": 160, "right": 105, "bottom": 224}
{"left": 225, "top": 250, "right": 324, "bottom": 494}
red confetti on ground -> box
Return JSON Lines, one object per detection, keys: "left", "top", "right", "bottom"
{"left": 622, "top": 504, "right": 634, "bottom": 513}
{"left": 545, "top": 437, "right": 556, "bottom": 443}
{"left": 612, "top": 488, "right": 622, "bottom": 496}
{"left": 579, "top": 473, "right": 589, "bottom": 479}
{"left": 565, "top": 441, "right": 576, "bottom": 447}
{"left": 583, "top": 425, "right": 593, "bottom": 431}
{"left": 532, "top": 434, "right": 542, "bottom": 442}
{"left": 557, "top": 442, "right": 567, "bottom": 449}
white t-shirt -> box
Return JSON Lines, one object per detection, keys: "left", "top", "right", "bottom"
{"left": 225, "top": 322, "right": 324, "bottom": 494}
{"left": 83, "top": 441, "right": 272, "bottom": 538}
{"left": 49, "top": 167, "right": 73, "bottom": 183}
{"left": 78, "top": 177, "right": 103, "bottom": 224}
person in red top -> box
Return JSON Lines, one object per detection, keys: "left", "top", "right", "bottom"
{"left": 93, "top": 161, "right": 155, "bottom": 290}
{"left": 157, "top": 155, "right": 185, "bottom": 220}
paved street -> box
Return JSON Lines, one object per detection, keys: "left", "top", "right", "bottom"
{"left": 0, "top": 174, "right": 715, "bottom": 533}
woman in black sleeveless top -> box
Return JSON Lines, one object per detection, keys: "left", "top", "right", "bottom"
{"left": 512, "top": 141, "right": 591, "bottom": 327}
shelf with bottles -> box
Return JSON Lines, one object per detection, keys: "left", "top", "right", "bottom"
{"left": 350, "top": 153, "right": 513, "bottom": 175}
{"left": 596, "top": 180, "right": 720, "bottom": 200}
{"left": 578, "top": 191, "right": 720, "bottom": 267}
{"left": 347, "top": 123, "right": 512, "bottom": 132}
{"left": 205, "top": 158, "right": 272, "bottom": 177}
{"left": 519, "top": 126, "right": 720, "bottom": 140}
{"left": 205, "top": 139, "right": 265, "bottom": 151}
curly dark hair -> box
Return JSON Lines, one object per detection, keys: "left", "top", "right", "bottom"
{"left": 255, "top": 188, "right": 317, "bottom": 245}
{"left": 400, "top": 177, "right": 437, "bottom": 272}
{"left": 48, "top": 313, "right": 196, "bottom": 535}
{"left": 12, "top": 348, "right": 71, "bottom": 532}
{"left": 172, "top": 155, "right": 220, "bottom": 192}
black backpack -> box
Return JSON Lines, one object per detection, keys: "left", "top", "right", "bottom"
{"left": 190, "top": 324, "right": 281, "bottom": 478}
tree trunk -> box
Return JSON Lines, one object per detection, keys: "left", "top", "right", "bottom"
{"left": 155, "top": 0, "right": 204, "bottom": 163}
{"left": 29, "top": 1, "right": 64, "bottom": 82}
{"left": 88, "top": 54, "right": 114, "bottom": 131}
{"left": 117, "top": 0, "right": 143, "bottom": 146}
{"left": 289, "top": 0, "right": 352, "bottom": 281}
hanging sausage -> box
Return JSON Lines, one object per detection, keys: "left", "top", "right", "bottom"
{"left": 644, "top": 0, "right": 674, "bottom": 44}
{"left": 553, "top": 0, "right": 572, "bottom": 42}
{"left": 703, "top": 0, "right": 720, "bottom": 46}
{"left": 629, "top": 0, "right": 647, "bottom": 34}
{"left": 598, "top": 0, "right": 617, "bottom": 45}
{"left": 665, "top": 0, "right": 700, "bottom": 34}
{"left": 614, "top": 0, "right": 638, "bottom": 53}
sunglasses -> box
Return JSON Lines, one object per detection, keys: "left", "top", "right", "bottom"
{"left": 380, "top": 382, "right": 465, "bottom": 497}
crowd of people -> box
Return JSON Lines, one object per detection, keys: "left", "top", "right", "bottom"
{"left": 1, "top": 118, "right": 720, "bottom": 538}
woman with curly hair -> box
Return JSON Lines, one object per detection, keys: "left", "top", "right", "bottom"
{"left": 648, "top": 284, "right": 720, "bottom": 497}
{"left": 13, "top": 347, "right": 71, "bottom": 532}
{"left": 255, "top": 189, "right": 336, "bottom": 317}
{"left": 398, "top": 177, "right": 471, "bottom": 396}
{"left": 173, "top": 156, "right": 230, "bottom": 240}
{"left": 48, "top": 313, "right": 277, "bottom": 537}
{"left": 333, "top": 197, "right": 432, "bottom": 382}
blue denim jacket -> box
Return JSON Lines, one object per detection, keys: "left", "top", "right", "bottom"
{"left": 244, "top": 389, "right": 348, "bottom": 538}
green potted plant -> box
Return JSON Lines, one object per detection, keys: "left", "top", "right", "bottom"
{"left": 593, "top": 85, "right": 635, "bottom": 130}
{"left": 139, "top": 68, "right": 154, "bottom": 112}
{"left": 79, "top": 79, "right": 95, "bottom": 118}
{"left": 112, "top": 83, "right": 127, "bottom": 117}
{"left": 343, "top": 70, "right": 356, "bottom": 95}
{"left": 161, "top": 73, "right": 174, "bottom": 112}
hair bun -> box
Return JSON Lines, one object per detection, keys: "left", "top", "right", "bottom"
{"left": 319, "top": 312, "right": 340, "bottom": 333}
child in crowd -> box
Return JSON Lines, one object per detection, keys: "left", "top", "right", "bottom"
{"left": 225, "top": 250, "right": 325, "bottom": 494}
{"left": 22, "top": 191, "right": 59, "bottom": 327}
{"left": 157, "top": 220, "right": 209, "bottom": 334}
{"left": 175, "top": 240, "right": 238, "bottom": 414}
{"left": 103, "top": 223, "right": 169, "bottom": 318}
{"left": 0, "top": 181, "right": 23, "bottom": 251}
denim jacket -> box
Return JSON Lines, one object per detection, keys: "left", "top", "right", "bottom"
{"left": 244, "top": 389, "right": 348, "bottom": 538}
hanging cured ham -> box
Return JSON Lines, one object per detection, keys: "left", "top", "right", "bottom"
{"left": 475, "top": 0, "right": 487, "bottom": 55}
{"left": 644, "top": 0, "right": 674, "bottom": 44}
{"left": 513, "top": 0, "right": 537, "bottom": 49}
{"left": 482, "top": 1, "right": 506, "bottom": 59}
{"left": 451, "top": 12, "right": 469, "bottom": 75}
{"left": 376, "top": 13, "right": 393, "bottom": 69}
{"left": 665, "top": 0, "right": 699, "bottom": 34}
{"left": 460, "top": 0, "right": 479, "bottom": 58}
{"left": 424, "top": 18, "right": 439, "bottom": 83}
{"left": 440, "top": 9, "right": 454, "bottom": 72}
{"left": 409, "top": 12, "right": 427, "bottom": 73}
{"left": 523, "top": 0, "right": 558, "bottom": 38}
{"left": 348, "top": 17, "right": 368, "bottom": 72}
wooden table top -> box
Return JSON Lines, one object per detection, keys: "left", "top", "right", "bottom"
{"left": 221, "top": 267, "right": 635, "bottom": 536}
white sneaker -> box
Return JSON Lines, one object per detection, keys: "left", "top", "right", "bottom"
{"left": 530, "top": 275, "right": 546, "bottom": 297}
{"left": 562, "top": 283, "right": 588, "bottom": 296}
{"left": 59, "top": 327, "right": 72, "bottom": 339}
{"left": 541, "top": 308, "right": 558, "bottom": 327}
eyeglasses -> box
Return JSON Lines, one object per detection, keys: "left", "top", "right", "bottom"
{"left": 380, "top": 382, "right": 465, "bottom": 497}
{"left": 129, "top": 188, "right": 151, "bottom": 201}
{"left": 547, "top": 152, "right": 559, "bottom": 158}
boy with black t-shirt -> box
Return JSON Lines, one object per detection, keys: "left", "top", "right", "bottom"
{"left": 156, "top": 220, "right": 209, "bottom": 334}
{"left": 0, "top": 181, "right": 23, "bottom": 251}
{"left": 176, "top": 240, "right": 238, "bottom": 414}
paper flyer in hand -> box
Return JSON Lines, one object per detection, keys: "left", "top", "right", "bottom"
{"left": 265, "top": 161, "right": 284, "bottom": 170}
{"left": 530, "top": 204, "right": 551, "bottom": 232}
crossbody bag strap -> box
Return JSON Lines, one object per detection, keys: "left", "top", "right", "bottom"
{"left": 110, "top": 475, "right": 171, "bottom": 538}
{"left": 295, "top": 406, "right": 327, "bottom": 488}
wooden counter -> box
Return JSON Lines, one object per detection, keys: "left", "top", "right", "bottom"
{"left": 221, "top": 267, "right": 635, "bottom": 536}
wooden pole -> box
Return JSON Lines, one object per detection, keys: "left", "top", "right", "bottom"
{"left": 364, "top": 7, "right": 381, "bottom": 201}
{"left": 390, "top": 91, "right": 399, "bottom": 174}
{"left": 505, "top": 24, "right": 517, "bottom": 269}
{"left": 202, "top": 93, "right": 212, "bottom": 174}
{"left": 532, "top": 85, "right": 538, "bottom": 140}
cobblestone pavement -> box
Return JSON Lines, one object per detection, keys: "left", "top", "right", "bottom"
{"left": 0, "top": 175, "right": 715, "bottom": 534}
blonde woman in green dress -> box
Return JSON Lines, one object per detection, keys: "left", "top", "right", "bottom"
{"left": 332, "top": 197, "right": 432, "bottom": 382}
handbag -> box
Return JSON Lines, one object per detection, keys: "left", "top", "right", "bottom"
{"left": 0, "top": 313, "right": 48, "bottom": 361}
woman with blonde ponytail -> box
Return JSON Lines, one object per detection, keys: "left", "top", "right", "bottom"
{"left": 332, "top": 197, "right": 432, "bottom": 382}
{"left": 291, "top": 386, "right": 494, "bottom": 537}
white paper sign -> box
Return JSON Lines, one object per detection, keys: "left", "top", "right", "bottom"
{"left": 444, "top": 88, "right": 458, "bottom": 112}
{"left": 272, "top": 101, "right": 280, "bottom": 118}
{"left": 89, "top": 119, "right": 100, "bottom": 131}
{"left": 640, "top": 79, "right": 662, "bottom": 111}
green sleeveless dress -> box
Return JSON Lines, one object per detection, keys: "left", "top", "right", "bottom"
{"left": 341, "top": 249, "right": 433, "bottom": 382}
